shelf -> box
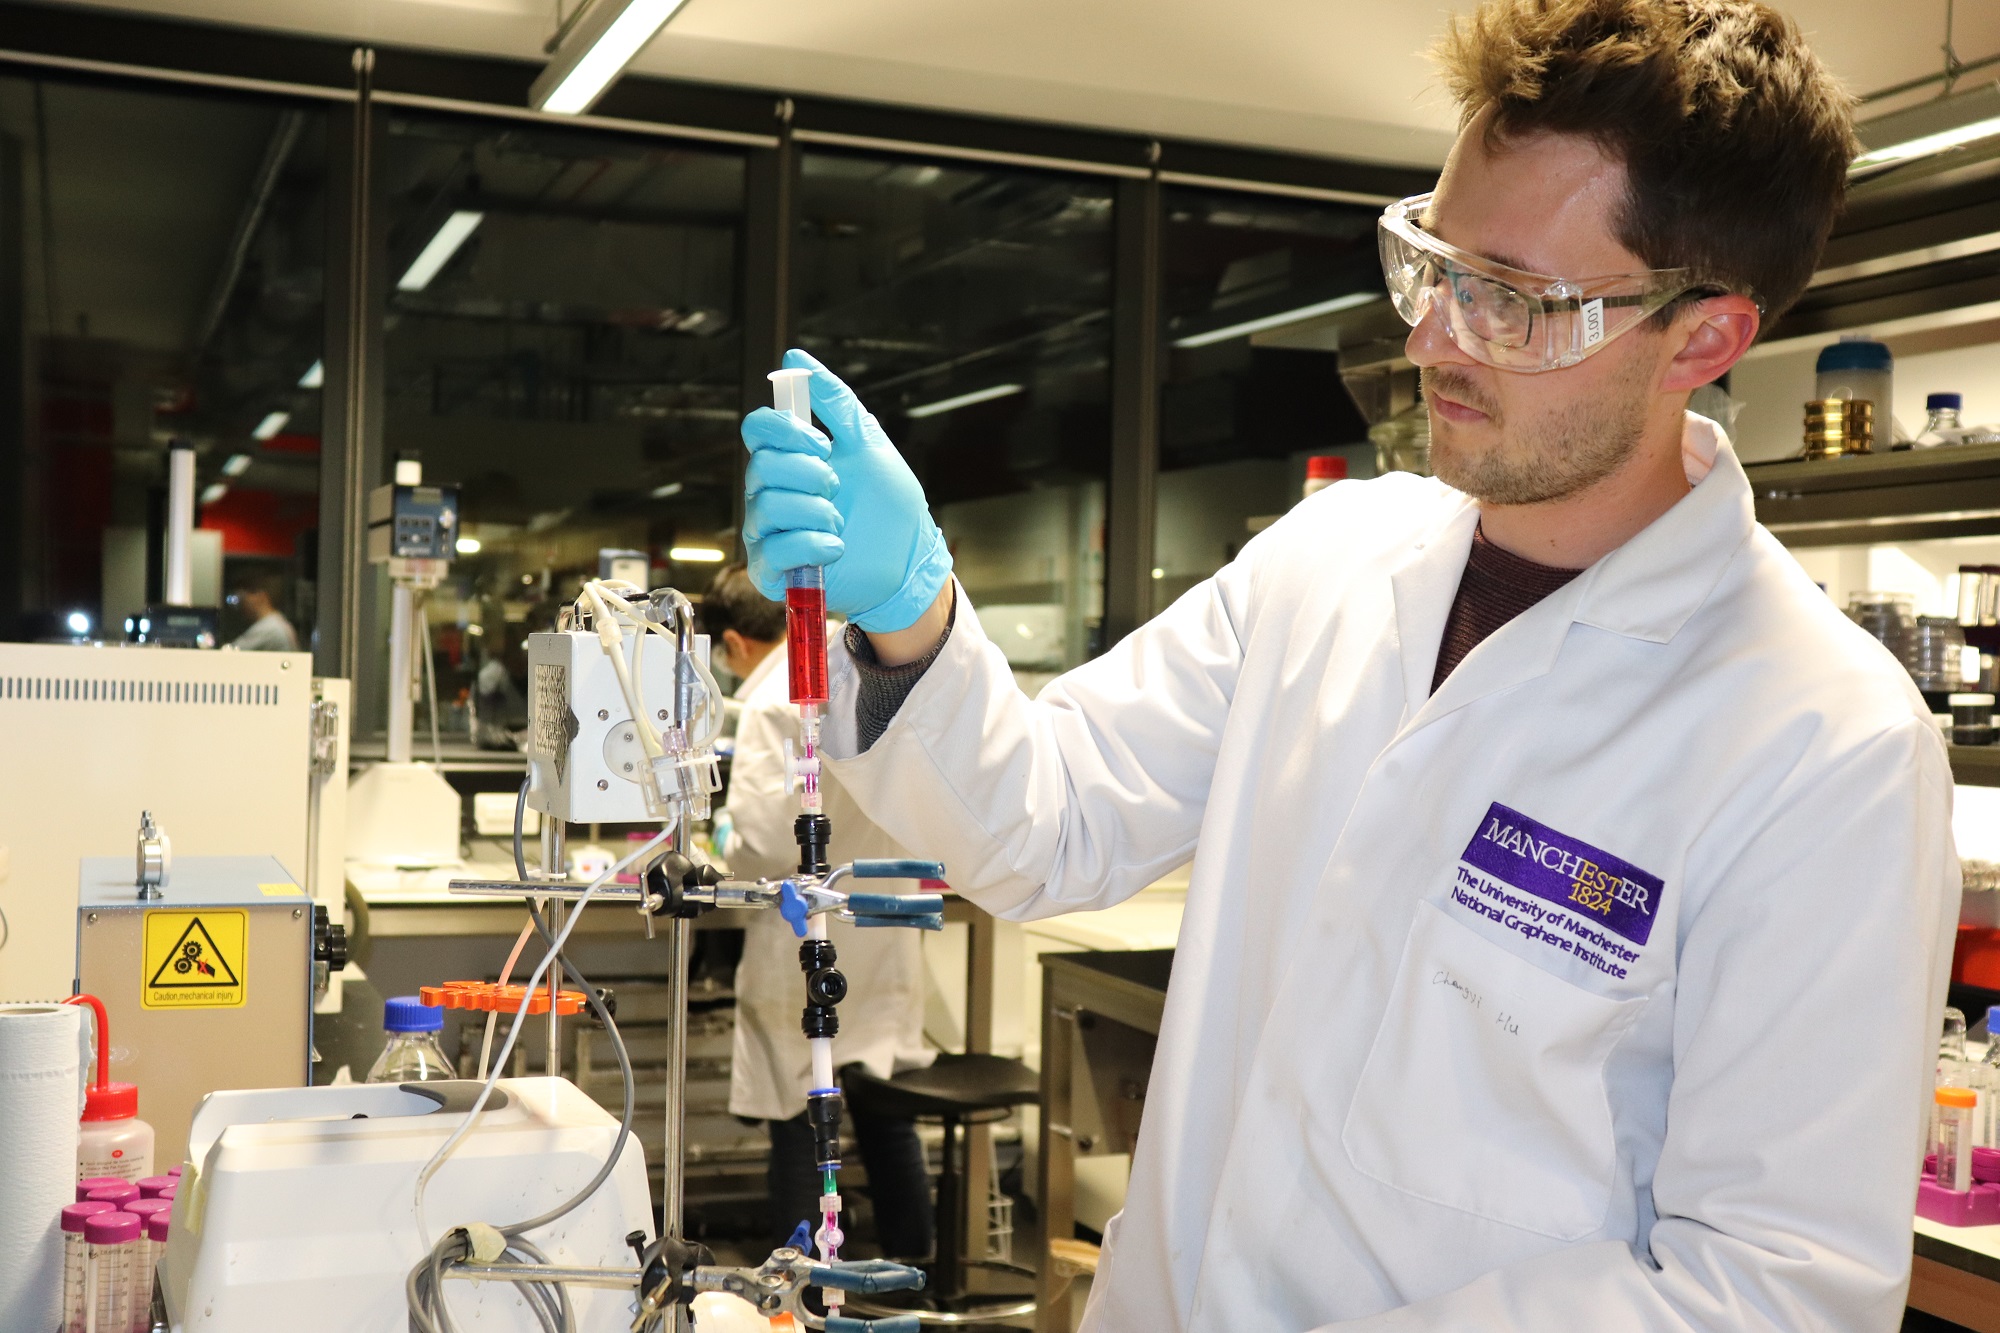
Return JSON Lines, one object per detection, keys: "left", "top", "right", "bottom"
{"left": 1746, "top": 443, "right": 2000, "bottom": 546}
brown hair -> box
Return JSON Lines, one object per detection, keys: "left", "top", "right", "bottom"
{"left": 698, "top": 563, "right": 787, "bottom": 645}
{"left": 1434, "top": 0, "right": 1856, "bottom": 324}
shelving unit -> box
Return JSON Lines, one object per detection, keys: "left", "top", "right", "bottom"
{"left": 1745, "top": 444, "right": 2000, "bottom": 547}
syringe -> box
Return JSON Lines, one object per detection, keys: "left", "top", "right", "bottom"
{"left": 768, "top": 365, "right": 846, "bottom": 1281}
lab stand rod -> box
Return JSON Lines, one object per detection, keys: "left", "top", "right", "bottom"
{"left": 387, "top": 582, "right": 415, "bottom": 764}
{"left": 164, "top": 445, "right": 195, "bottom": 607}
{"left": 541, "top": 818, "right": 567, "bottom": 1078}
{"left": 664, "top": 817, "right": 692, "bottom": 1333}
{"left": 446, "top": 1264, "right": 643, "bottom": 1289}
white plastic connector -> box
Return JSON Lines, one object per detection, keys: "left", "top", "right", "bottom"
{"left": 781, "top": 736, "right": 821, "bottom": 795}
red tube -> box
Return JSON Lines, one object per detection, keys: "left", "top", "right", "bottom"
{"left": 64, "top": 992, "right": 110, "bottom": 1091}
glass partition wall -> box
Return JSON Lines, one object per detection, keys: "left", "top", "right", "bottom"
{"left": 0, "top": 72, "right": 326, "bottom": 644}
{"left": 1153, "top": 186, "right": 1387, "bottom": 614}
{"left": 368, "top": 113, "right": 746, "bottom": 747}
{"left": 793, "top": 151, "right": 1115, "bottom": 696}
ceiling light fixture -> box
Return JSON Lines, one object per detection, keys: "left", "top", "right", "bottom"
{"left": 200, "top": 483, "right": 228, "bottom": 505}
{"left": 650, "top": 481, "right": 684, "bottom": 499}
{"left": 530, "top": 0, "right": 690, "bottom": 116}
{"left": 668, "top": 545, "right": 725, "bottom": 563}
{"left": 251, "top": 411, "right": 290, "bottom": 440}
{"left": 221, "top": 454, "right": 252, "bottom": 477}
{"left": 1851, "top": 82, "right": 2000, "bottom": 175}
{"left": 298, "top": 359, "right": 324, "bottom": 389}
{"left": 456, "top": 536, "right": 482, "bottom": 554}
{"left": 398, "top": 211, "right": 485, "bottom": 291}
{"left": 906, "top": 383, "right": 1024, "bottom": 419}
{"left": 1171, "top": 291, "right": 1380, "bottom": 349}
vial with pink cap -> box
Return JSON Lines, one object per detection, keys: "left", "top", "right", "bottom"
{"left": 59, "top": 1201, "right": 115, "bottom": 1333}
{"left": 80, "top": 1210, "right": 141, "bottom": 1333}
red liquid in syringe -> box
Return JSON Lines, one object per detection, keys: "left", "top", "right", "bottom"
{"left": 786, "top": 585, "right": 830, "bottom": 705}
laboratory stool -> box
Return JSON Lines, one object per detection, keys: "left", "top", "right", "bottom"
{"left": 842, "top": 1052, "right": 1041, "bottom": 1326}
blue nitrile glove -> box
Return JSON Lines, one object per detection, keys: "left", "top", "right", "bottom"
{"left": 740, "top": 349, "right": 953, "bottom": 633}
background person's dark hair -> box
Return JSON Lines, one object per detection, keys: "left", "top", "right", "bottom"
{"left": 228, "top": 568, "right": 284, "bottom": 603}
{"left": 699, "top": 563, "right": 787, "bottom": 645}
{"left": 1433, "top": 0, "right": 1857, "bottom": 326}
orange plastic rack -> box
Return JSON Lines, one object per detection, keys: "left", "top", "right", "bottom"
{"left": 418, "top": 980, "right": 588, "bottom": 1016}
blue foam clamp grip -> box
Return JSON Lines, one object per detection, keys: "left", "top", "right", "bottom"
{"left": 778, "top": 880, "right": 809, "bottom": 938}
{"left": 847, "top": 892, "right": 945, "bottom": 916}
{"left": 786, "top": 1220, "right": 812, "bottom": 1254}
{"left": 851, "top": 858, "right": 946, "bottom": 880}
{"left": 853, "top": 913, "right": 944, "bottom": 932}
{"left": 811, "top": 1259, "right": 928, "bottom": 1294}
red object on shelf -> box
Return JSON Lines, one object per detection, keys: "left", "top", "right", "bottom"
{"left": 1306, "top": 455, "right": 1348, "bottom": 482}
{"left": 418, "top": 980, "right": 587, "bottom": 1016}
{"left": 1952, "top": 924, "right": 2000, "bottom": 989}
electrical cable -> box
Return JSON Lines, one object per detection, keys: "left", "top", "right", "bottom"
{"left": 406, "top": 808, "right": 652, "bottom": 1333}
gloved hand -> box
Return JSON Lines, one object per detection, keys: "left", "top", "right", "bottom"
{"left": 740, "top": 349, "right": 952, "bottom": 633}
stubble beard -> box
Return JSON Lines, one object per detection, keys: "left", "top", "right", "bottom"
{"left": 1422, "top": 364, "right": 1648, "bottom": 506}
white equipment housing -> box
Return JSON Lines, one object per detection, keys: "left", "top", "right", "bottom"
{"left": 161, "top": 1078, "right": 650, "bottom": 1333}
{"left": 0, "top": 643, "right": 345, "bottom": 1003}
{"left": 526, "top": 626, "right": 708, "bottom": 825}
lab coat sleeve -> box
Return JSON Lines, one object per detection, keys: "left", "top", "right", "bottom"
{"left": 821, "top": 563, "right": 1252, "bottom": 921}
{"left": 726, "top": 690, "right": 806, "bottom": 883}
{"left": 1321, "top": 717, "right": 1959, "bottom": 1333}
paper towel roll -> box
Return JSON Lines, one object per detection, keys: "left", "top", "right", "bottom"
{"left": 0, "top": 1002, "right": 81, "bottom": 1333}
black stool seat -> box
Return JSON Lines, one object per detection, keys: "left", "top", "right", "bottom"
{"left": 844, "top": 1052, "right": 1039, "bottom": 1119}
{"left": 841, "top": 1052, "right": 1041, "bottom": 1325}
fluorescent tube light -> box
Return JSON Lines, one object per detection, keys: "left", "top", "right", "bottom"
{"left": 530, "top": 0, "right": 690, "bottom": 116}
{"left": 906, "top": 383, "right": 1024, "bottom": 419}
{"left": 251, "top": 411, "right": 289, "bottom": 440}
{"left": 1851, "top": 83, "right": 2000, "bottom": 175}
{"left": 1852, "top": 116, "right": 2000, "bottom": 172}
{"left": 669, "top": 546, "right": 725, "bottom": 563}
{"left": 456, "top": 537, "right": 482, "bottom": 554}
{"left": 200, "top": 483, "right": 227, "bottom": 505}
{"left": 1172, "top": 291, "right": 1380, "bottom": 349}
{"left": 221, "top": 454, "right": 251, "bottom": 477}
{"left": 650, "top": 481, "right": 684, "bottom": 499}
{"left": 298, "top": 359, "right": 324, "bottom": 389}
{"left": 397, "top": 211, "right": 485, "bottom": 292}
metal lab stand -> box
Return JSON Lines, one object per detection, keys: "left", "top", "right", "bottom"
{"left": 1036, "top": 949, "right": 1172, "bottom": 1333}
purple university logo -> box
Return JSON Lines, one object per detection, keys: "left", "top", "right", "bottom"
{"left": 1459, "top": 803, "right": 1662, "bottom": 948}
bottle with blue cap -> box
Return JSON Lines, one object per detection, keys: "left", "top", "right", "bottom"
{"left": 365, "top": 995, "right": 456, "bottom": 1084}
{"left": 1814, "top": 335, "right": 1901, "bottom": 445}
{"left": 1917, "top": 392, "right": 1966, "bottom": 448}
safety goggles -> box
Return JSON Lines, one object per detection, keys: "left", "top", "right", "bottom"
{"left": 1378, "top": 192, "right": 1736, "bottom": 373}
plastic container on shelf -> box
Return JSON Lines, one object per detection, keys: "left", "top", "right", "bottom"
{"left": 1917, "top": 392, "right": 1968, "bottom": 447}
{"left": 60, "top": 1201, "right": 116, "bottom": 1333}
{"left": 76, "top": 1175, "right": 124, "bottom": 1201}
{"left": 1953, "top": 694, "right": 1998, "bottom": 747}
{"left": 68, "top": 993, "right": 153, "bottom": 1183}
{"left": 1815, "top": 335, "right": 1898, "bottom": 442}
{"left": 85, "top": 1181, "right": 140, "bottom": 1209}
{"left": 144, "top": 1210, "right": 171, "bottom": 1323}
{"left": 1914, "top": 617, "right": 1970, "bottom": 694}
{"left": 1846, "top": 592, "right": 1920, "bottom": 672}
{"left": 135, "top": 1175, "right": 174, "bottom": 1199}
{"left": 365, "top": 995, "right": 456, "bottom": 1083}
{"left": 1374, "top": 400, "right": 1431, "bottom": 476}
{"left": 1303, "top": 455, "right": 1347, "bottom": 499}
{"left": 79, "top": 1210, "right": 140, "bottom": 1333}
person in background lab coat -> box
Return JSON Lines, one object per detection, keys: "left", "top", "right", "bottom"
{"left": 700, "top": 565, "right": 937, "bottom": 1258}
{"left": 227, "top": 571, "right": 298, "bottom": 652}
{"left": 736, "top": 2, "right": 1961, "bottom": 1330}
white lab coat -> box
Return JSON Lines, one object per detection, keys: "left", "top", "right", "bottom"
{"left": 823, "top": 416, "right": 1960, "bottom": 1332}
{"left": 725, "top": 645, "right": 934, "bottom": 1122}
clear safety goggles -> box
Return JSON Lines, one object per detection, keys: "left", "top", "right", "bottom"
{"left": 1377, "top": 192, "right": 1738, "bottom": 373}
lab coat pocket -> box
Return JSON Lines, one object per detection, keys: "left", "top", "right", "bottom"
{"left": 1341, "top": 899, "right": 1643, "bottom": 1241}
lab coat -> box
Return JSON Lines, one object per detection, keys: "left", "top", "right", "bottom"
{"left": 823, "top": 416, "right": 1960, "bottom": 1332}
{"left": 725, "top": 644, "right": 933, "bottom": 1122}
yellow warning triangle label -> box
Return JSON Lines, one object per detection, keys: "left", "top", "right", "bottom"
{"left": 142, "top": 910, "right": 247, "bottom": 1009}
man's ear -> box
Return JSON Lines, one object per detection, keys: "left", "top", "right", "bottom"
{"left": 1661, "top": 294, "right": 1761, "bottom": 394}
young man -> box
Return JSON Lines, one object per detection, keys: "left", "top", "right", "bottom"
{"left": 739, "top": 2, "right": 1959, "bottom": 1328}
{"left": 227, "top": 572, "right": 299, "bottom": 652}
{"left": 699, "top": 565, "right": 936, "bottom": 1259}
